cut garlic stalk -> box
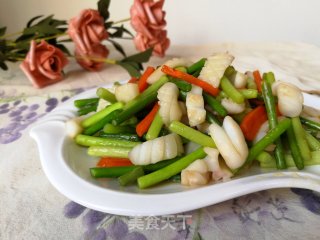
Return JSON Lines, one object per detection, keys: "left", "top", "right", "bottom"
{"left": 186, "top": 85, "right": 206, "bottom": 127}
{"left": 208, "top": 116, "right": 248, "bottom": 170}
{"left": 181, "top": 160, "right": 210, "bottom": 186}
{"left": 221, "top": 98, "right": 245, "bottom": 114}
{"left": 65, "top": 118, "right": 83, "bottom": 138}
{"left": 198, "top": 53, "right": 234, "bottom": 88}
{"left": 147, "top": 58, "right": 193, "bottom": 84}
{"left": 128, "top": 133, "right": 183, "bottom": 165}
{"left": 272, "top": 81, "right": 303, "bottom": 117}
{"left": 254, "top": 117, "right": 285, "bottom": 152}
{"left": 115, "top": 83, "right": 139, "bottom": 103}
{"left": 157, "top": 82, "right": 182, "bottom": 126}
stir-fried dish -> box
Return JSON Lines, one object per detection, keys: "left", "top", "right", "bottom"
{"left": 65, "top": 53, "right": 320, "bottom": 189}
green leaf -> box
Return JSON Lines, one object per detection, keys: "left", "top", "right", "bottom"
{"left": 127, "top": 61, "right": 142, "bottom": 71}
{"left": 107, "top": 39, "right": 126, "bottom": 57}
{"left": 104, "top": 21, "right": 113, "bottom": 29}
{"left": 18, "top": 15, "right": 67, "bottom": 43}
{"left": 37, "top": 15, "right": 54, "bottom": 25}
{"left": 0, "top": 61, "right": 8, "bottom": 70}
{"left": 0, "top": 51, "right": 6, "bottom": 61}
{"left": 26, "top": 15, "right": 43, "bottom": 28}
{"left": 14, "top": 41, "right": 30, "bottom": 51}
{"left": 98, "top": 0, "right": 111, "bottom": 20}
{"left": 49, "top": 19, "right": 67, "bottom": 28}
{"left": 34, "top": 15, "right": 66, "bottom": 28}
{"left": 15, "top": 33, "right": 34, "bottom": 43}
{"left": 0, "top": 51, "right": 8, "bottom": 70}
{"left": 0, "top": 41, "right": 4, "bottom": 52}
{"left": 109, "top": 26, "right": 134, "bottom": 39}
{"left": 121, "top": 27, "right": 134, "bottom": 38}
{"left": 121, "top": 48, "right": 153, "bottom": 63}
{"left": 0, "top": 27, "right": 6, "bottom": 37}
{"left": 109, "top": 25, "right": 124, "bottom": 38}
{"left": 117, "top": 48, "right": 153, "bottom": 77}
{"left": 110, "top": 25, "right": 134, "bottom": 38}
{"left": 23, "top": 25, "right": 62, "bottom": 35}
{"left": 117, "top": 62, "right": 142, "bottom": 78}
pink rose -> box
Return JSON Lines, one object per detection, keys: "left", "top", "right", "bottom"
{"left": 68, "top": 9, "right": 108, "bottom": 54}
{"left": 20, "top": 40, "right": 68, "bottom": 88}
{"left": 75, "top": 43, "right": 109, "bottom": 71}
{"left": 68, "top": 9, "right": 109, "bottom": 71}
{"left": 130, "top": 0, "right": 166, "bottom": 38}
{"left": 130, "top": 0, "right": 170, "bottom": 57}
{"left": 134, "top": 30, "right": 170, "bottom": 57}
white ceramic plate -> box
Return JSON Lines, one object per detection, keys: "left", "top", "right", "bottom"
{"left": 30, "top": 85, "right": 320, "bottom": 216}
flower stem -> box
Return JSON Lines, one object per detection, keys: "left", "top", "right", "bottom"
{"left": 35, "top": 32, "right": 69, "bottom": 42}
{"left": 0, "top": 31, "right": 23, "bottom": 39}
{"left": 71, "top": 55, "right": 117, "bottom": 65}
{"left": 5, "top": 41, "right": 17, "bottom": 47}
{"left": 112, "top": 17, "right": 131, "bottom": 25}
{"left": 8, "top": 57, "right": 25, "bottom": 61}
{"left": 111, "top": 37, "right": 133, "bottom": 40}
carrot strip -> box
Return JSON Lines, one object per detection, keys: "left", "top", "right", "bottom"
{"left": 97, "top": 157, "right": 133, "bottom": 167}
{"left": 253, "top": 70, "right": 263, "bottom": 92}
{"left": 136, "top": 102, "right": 160, "bottom": 137}
{"left": 161, "top": 65, "right": 220, "bottom": 96}
{"left": 240, "top": 105, "right": 268, "bottom": 141}
{"left": 138, "top": 66, "right": 155, "bottom": 92}
{"left": 128, "top": 77, "right": 138, "bottom": 83}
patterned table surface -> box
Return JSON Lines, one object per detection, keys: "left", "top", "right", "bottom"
{"left": 1, "top": 43, "right": 320, "bottom": 240}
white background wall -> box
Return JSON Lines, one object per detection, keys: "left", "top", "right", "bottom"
{"left": 1, "top": 0, "right": 320, "bottom": 45}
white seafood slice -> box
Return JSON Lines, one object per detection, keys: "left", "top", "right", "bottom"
{"left": 198, "top": 53, "right": 234, "bottom": 87}
{"left": 158, "top": 82, "right": 182, "bottom": 126}
{"left": 186, "top": 85, "right": 206, "bottom": 127}
{"left": 115, "top": 83, "right": 139, "bottom": 103}
{"left": 208, "top": 117, "right": 248, "bottom": 170}
{"left": 129, "top": 133, "right": 183, "bottom": 165}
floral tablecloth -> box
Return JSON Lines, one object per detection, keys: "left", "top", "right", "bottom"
{"left": 1, "top": 43, "right": 320, "bottom": 240}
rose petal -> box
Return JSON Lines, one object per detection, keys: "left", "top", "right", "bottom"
{"left": 143, "top": 2, "right": 158, "bottom": 25}
{"left": 81, "top": 26, "right": 93, "bottom": 53}
{"left": 38, "top": 63, "right": 62, "bottom": 80}
{"left": 131, "top": 0, "right": 148, "bottom": 24}
{"left": 28, "top": 40, "right": 37, "bottom": 71}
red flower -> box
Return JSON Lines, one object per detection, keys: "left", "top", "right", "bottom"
{"left": 130, "top": 0, "right": 170, "bottom": 57}
{"left": 134, "top": 31, "right": 169, "bottom": 57}
{"left": 20, "top": 40, "right": 68, "bottom": 88}
{"left": 68, "top": 9, "right": 109, "bottom": 71}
